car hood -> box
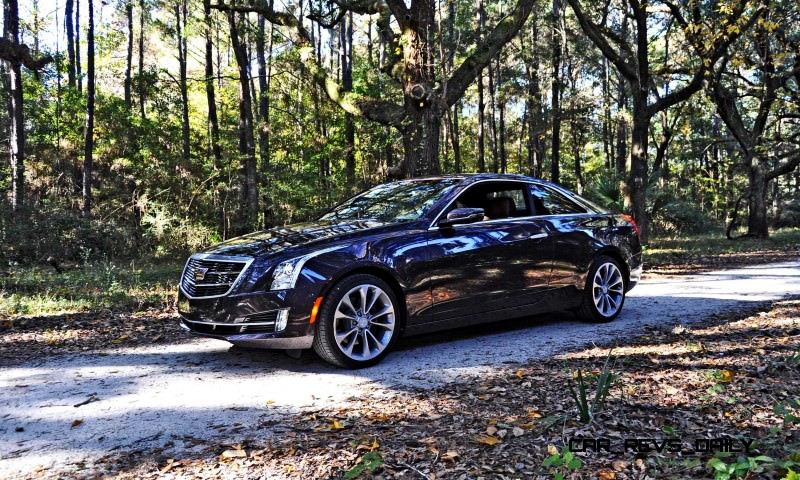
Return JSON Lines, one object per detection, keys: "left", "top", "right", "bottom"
{"left": 201, "top": 220, "right": 397, "bottom": 258}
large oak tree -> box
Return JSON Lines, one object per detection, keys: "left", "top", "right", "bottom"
{"left": 211, "top": 0, "right": 540, "bottom": 178}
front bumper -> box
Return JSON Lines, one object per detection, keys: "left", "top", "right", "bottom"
{"left": 178, "top": 287, "right": 318, "bottom": 350}
{"left": 179, "top": 318, "right": 314, "bottom": 349}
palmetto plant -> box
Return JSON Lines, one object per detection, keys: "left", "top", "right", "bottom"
{"left": 567, "top": 350, "right": 617, "bottom": 423}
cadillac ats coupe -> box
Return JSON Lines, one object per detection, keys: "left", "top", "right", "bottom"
{"left": 178, "top": 174, "right": 642, "bottom": 368}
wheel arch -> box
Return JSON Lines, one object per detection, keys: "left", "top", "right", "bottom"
{"left": 318, "top": 264, "right": 408, "bottom": 330}
{"left": 594, "top": 247, "right": 630, "bottom": 287}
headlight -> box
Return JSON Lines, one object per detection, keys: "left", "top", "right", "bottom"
{"left": 269, "top": 245, "right": 345, "bottom": 291}
{"left": 270, "top": 258, "right": 302, "bottom": 290}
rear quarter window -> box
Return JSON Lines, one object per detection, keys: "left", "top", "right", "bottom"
{"left": 529, "top": 185, "right": 587, "bottom": 215}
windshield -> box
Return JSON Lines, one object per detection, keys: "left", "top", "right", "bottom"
{"left": 320, "top": 179, "right": 460, "bottom": 223}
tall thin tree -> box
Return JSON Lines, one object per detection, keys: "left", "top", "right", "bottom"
{"left": 82, "top": 0, "right": 95, "bottom": 216}
{"left": 228, "top": 11, "right": 259, "bottom": 231}
{"left": 75, "top": 0, "right": 82, "bottom": 93}
{"left": 176, "top": 0, "right": 190, "bottom": 162}
{"left": 124, "top": 0, "right": 133, "bottom": 109}
{"left": 3, "top": 0, "right": 24, "bottom": 211}
{"left": 65, "top": 0, "right": 76, "bottom": 88}
{"left": 138, "top": 0, "right": 146, "bottom": 120}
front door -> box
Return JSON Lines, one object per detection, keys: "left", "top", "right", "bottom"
{"left": 424, "top": 181, "right": 554, "bottom": 324}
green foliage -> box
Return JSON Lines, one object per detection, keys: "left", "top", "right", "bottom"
{"left": 541, "top": 446, "right": 583, "bottom": 480}
{"left": 707, "top": 455, "right": 775, "bottom": 480}
{"left": 344, "top": 451, "right": 383, "bottom": 479}
{"left": 773, "top": 400, "right": 800, "bottom": 428}
{"left": 777, "top": 199, "right": 800, "bottom": 229}
{"left": 566, "top": 350, "right": 617, "bottom": 423}
{"left": 650, "top": 196, "right": 719, "bottom": 236}
{"left": 0, "top": 260, "right": 181, "bottom": 317}
{"left": 0, "top": 201, "right": 138, "bottom": 264}
{"left": 5, "top": 0, "right": 800, "bottom": 264}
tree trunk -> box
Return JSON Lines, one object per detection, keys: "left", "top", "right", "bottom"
{"left": 203, "top": 0, "right": 224, "bottom": 234}
{"left": 203, "top": 0, "right": 222, "bottom": 169}
{"left": 176, "top": 1, "right": 190, "bottom": 163}
{"left": 256, "top": 11, "right": 270, "bottom": 172}
{"left": 65, "top": 0, "right": 75, "bottom": 88}
{"left": 124, "top": 1, "right": 133, "bottom": 109}
{"left": 497, "top": 57, "right": 507, "bottom": 174}
{"left": 550, "top": 0, "right": 563, "bottom": 184}
{"left": 342, "top": 12, "right": 355, "bottom": 185}
{"left": 401, "top": 110, "right": 441, "bottom": 178}
{"left": 488, "top": 57, "right": 498, "bottom": 172}
{"left": 228, "top": 11, "right": 258, "bottom": 231}
{"left": 570, "top": 103, "right": 583, "bottom": 194}
{"left": 627, "top": 98, "right": 649, "bottom": 240}
{"left": 602, "top": 57, "right": 612, "bottom": 169}
{"left": 75, "top": 0, "right": 81, "bottom": 93}
{"left": 82, "top": 0, "right": 95, "bottom": 217}
{"left": 615, "top": 71, "right": 627, "bottom": 176}
{"left": 4, "top": 0, "right": 24, "bottom": 211}
{"left": 450, "top": 105, "right": 462, "bottom": 173}
{"left": 747, "top": 160, "right": 768, "bottom": 238}
{"left": 525, "top": 19, "right": 544, "bottom": 178}
{"left": 446, "top": 0, "right": 461, "bottom": 173}
{"left": 476, "top": 0, "right": 486, "bottom": 172}
{"left": 138, "top": 0, "right": 145, "bottom": 120}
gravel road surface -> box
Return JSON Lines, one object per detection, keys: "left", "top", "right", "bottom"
{"left": 2, "top": 260, "right": 799, "bottom": 477}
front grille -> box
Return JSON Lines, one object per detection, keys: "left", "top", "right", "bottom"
{"left": 182, "top": 310, "right": 279, "bottom": 335}
{"left": 180, "top": 255, "right": 251, "bottom": 299}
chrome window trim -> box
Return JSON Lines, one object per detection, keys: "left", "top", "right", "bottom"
{"left": 427, "top": 179, "right": 597, "bottom": 231}
{"left": 179, "top": 253, "right": 254, "bottom": 300}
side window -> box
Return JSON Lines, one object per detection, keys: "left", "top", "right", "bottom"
{"left": 450, "top": 183, "right": 531, "bottom": 220}
{"left": 529, "top": 184, "right": 586, "bottom": 215}
{"left": 487, "top": 189, "right": 528, "bottom": 216}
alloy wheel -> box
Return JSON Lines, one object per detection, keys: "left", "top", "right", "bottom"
{"left": 592, "top": 262, "right": 624, "bottom": 317}
{"left": 333, "top": 284, "right": 396, "bottom": 361}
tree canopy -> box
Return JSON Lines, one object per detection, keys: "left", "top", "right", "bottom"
{"left": 1, "top": 0, "right": 799, "bottom": 262}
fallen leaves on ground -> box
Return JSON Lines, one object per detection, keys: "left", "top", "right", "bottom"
{"left": 89, "top": 298, "right": 799, "bottom": 480}
{"left": 0, "top": 308, "right": 182, "bottom": 365}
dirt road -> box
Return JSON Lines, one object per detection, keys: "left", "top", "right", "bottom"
{"left": 2, "top": 260, "right": 798, "bottom": 477}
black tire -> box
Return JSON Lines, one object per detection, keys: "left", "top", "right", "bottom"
{"left": 313, "top": 274, "right": 402, "bottom": 368}
{"left": 576, "top": 255, "right": 626, "bottom": 323}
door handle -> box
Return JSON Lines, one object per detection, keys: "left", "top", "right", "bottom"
{"left": 528, "top": 233, "right": 548, "bottom": 240}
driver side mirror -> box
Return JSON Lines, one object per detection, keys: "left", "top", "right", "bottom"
{"left": 438, "top": 208, "right": 485, "bottom": 228}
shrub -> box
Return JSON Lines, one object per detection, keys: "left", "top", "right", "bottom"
{"left": 650, "top": 199, "right": 719, "bottom": 237}
{"left": 0, "top": 201, "right": 138, "bottom": 265}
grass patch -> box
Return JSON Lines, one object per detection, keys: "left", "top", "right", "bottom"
{"left": 0, "top": 259, "right": 182, "bottom": 317}
{"left": 646, "top": 228, "right": 800, "bottom": 272}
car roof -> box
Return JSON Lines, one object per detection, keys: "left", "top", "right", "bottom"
{"left": 407, "top": 173, "right": 553, "bottom": 186}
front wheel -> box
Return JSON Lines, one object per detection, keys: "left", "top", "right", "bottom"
{"left": 313, "top": 274, "right": 400, "bottom": 368}
{"left": 576, "top": 256, "right": 626, "bottom": 323}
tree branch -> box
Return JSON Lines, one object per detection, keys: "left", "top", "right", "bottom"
{"left": 211, "top": 0, "right": 405, "bottom": 127}
{"left": 565, "top": 0, "right": 637, "bottom": 80}
{"left": 766, "top": 152, "right": 800, "bottom": 181}
{"left": 0, "top": 38, "right": 53, "bottom": 70}
{"left": 441, "top": 0, "right": 536, "bottom": 109}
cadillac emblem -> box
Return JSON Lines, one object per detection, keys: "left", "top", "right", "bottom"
{"left": 194, "top": 267, "right": 209, "bottom": 282}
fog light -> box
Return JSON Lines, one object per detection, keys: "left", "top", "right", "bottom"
{"left": 275, "top": 308, "right": 290, "bottom": 332}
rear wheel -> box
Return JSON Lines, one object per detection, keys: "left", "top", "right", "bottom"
{"left": 313, "top": 274, "right": 400, "bottom": 368}
{"left": 577, "top": 256, "right": 626, "bottom": 322}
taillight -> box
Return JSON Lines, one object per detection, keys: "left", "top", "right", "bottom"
{"left": 621, "top": 214, "right": 641, "bottom": 237}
